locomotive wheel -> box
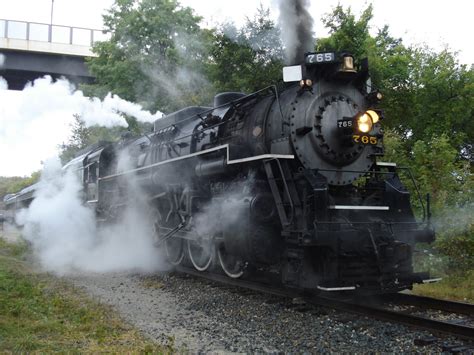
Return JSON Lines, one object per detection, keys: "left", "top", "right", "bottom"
{"left": 217, "top": 243, "right": 245, "bottom": 278}
{"left": 165, "top": 238, "right": 185, "bottom": 266}
{"left": 187, "top": 238, "right": 213, "bottom": 272}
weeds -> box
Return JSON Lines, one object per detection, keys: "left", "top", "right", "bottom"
{"left": 0, "top": 232, "right": 170, "bottom": 352}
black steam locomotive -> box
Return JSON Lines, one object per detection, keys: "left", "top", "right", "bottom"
{"left": 5, "top": 51, "right": 437, "bottom": 293}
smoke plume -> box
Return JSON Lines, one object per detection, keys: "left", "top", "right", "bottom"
{"left": 141, "top": 30, "right": 214, "bottom": 109}
{"left": 145, "top": 64, "right": 212, "bottom": 108}
{"left": 16, "top": 155, "right": 166, "bottom": 274}
{"left": 277, "top": 0, "right": 315, "bottom": 64}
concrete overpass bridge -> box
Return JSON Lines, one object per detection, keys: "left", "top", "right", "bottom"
{"left": 0, "top": 19, "right": 110, "bottom": 90}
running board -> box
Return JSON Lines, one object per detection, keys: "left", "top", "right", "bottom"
{"left": 328, "top": 205, "right": 389, "bottom": 211}
{"left": 376, "top": 162, "right": 397, "bottom": 167}
{"left": 317, "top": 285, "right": 356, "bottom": 291}
{"left": 422, "top": 278, "right": 442, "bottom": 284}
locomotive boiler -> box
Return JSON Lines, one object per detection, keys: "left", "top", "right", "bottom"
{"left": 6, "top": 51, "right": 437, "bottom": 293}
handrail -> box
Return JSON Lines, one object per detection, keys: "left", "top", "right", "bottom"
{"left": 0, "top": 18, "right": 110, "bottom": 46}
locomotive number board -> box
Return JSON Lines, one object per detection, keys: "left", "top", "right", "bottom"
{"left": 305, "top": 52, "right": 336, "bottom": 64}
{"left": 353, "top": 135, "right": 378, "bottom": 145}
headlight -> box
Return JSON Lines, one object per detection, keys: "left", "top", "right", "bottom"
{"left": 366, "top": 110, "right": 380, "bottom": 124}
{"left": 357, "top": 113, "right": 373, "bottom": 133}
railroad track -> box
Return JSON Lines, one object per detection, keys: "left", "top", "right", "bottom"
{"left": 176, "top": 266, "right": 474, "bottom": 341}
{"left": 323, "top": 293, "right": 474, "bottom": 341}
{"left": 382, "top": 293, "right": 473, "bottom": 315}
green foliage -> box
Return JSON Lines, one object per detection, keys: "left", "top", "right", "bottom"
{"left": 58, "top": 115, "right": 152, "bottom": 164}
{"left": 436, "top": 226, "right": 474, "bottom": 272}
{"left": 0, "top": 177, "right": 26, "bottom": 199}
{"left": 317, "top": 4, "right": 374, "bottom": 60}
{"left": 409, "top": 136, "right": 473, "bottom": 272}
{"left": 411, "top": 135, "right": 471, "bottom": 210}
{"left": 318, "top": 5, "right": 474, "bottom": 160}
{"left": 384, "top": 131, "right": 474, "bottom": 272}
{"left": 85, "top": 2, "right": 284, "bottom": 112}
{"left": 206, "top": 6, "right": 283, "bottom": 93}
{"left": 0, "top": 171, "right": 41, "bottom": 199}
{"left": 380, "top": 129, "right": 410, "bottom": 167}
{"left": 386, "top": 47, "right": 474, "bottom": 157}
{"left": 84, "top": 0, "right": 210, "bottom": 113}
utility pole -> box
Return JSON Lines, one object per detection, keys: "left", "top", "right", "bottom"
{"left": 49, "top": 0, "right": 54, "bottom": 42}
{"left": 50, "top": 0, "right": 54, "bottom": 26}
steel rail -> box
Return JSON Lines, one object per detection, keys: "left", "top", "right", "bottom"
{"left": 174, "top": 266, "right": 474, "bottom": 341}
{"left": 310, "top": 296, "right": 474, "bottom": 341}
{"left": 381, "top": 293, "right": 474, "bottom": 316}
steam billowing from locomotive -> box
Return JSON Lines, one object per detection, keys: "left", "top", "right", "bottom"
{"left": 0, "top": 76, "right": 163, "bottom": 176}
{"left": 277, "top": 0, "right": 314, "bottom": 64}
{"left": 15, "top": 155, "right": 165, "bottom": 274}
{"left": 0, "top": 76, "right": 167, "bottom": 273}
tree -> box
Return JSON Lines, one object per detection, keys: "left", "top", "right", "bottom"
{"left": 85, "top": 2, "right": 285, "bottom": 111}
{"left": 403, "top": 48, "right": 473, "bottom": 158}
{"left": 375, "top": 44, "right": 474, "bottom": 159}
{"left": 206, "top": 6, "right": 284, "bottom": 93}
{"left": 383, "top": 130, "right": 474, "bottom": 272}
{"left": 58, "top": 115, "right": 151, "bottom": 164}
{"left": 0, "top": 172, "right": 41, "bottom": 198}
{"left": 316, "top": 4, "right": 373, "bottom": 60}
{"left": 410, "top": 135, "right": 474, "bottom": 271}
{"left": 317, "top": 5, "right": 474, "bottom": 160}
{"left": 84, "top": 0, "right": 211, "bottom": 113}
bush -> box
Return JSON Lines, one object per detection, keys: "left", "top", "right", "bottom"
{"left": 435, "top": 225, "right": 474, "bottom": 273}
{"left": 384, "top": 131, "right": 473, "bottom": 275}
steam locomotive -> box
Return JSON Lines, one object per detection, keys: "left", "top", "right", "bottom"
{"left": 5, "top": 51, "right": 437, "bottom": 293}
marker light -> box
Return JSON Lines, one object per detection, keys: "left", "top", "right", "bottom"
{"left": 300, "top": 79, "right": 313, "bottom": 88}
{"left": 357, "top": 113, "right": 373, "bottom": 133}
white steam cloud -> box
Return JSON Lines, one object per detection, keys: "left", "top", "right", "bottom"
{"left": 0, "top": 76, "right": 163, "bottom": 176}
{"left": 16, "top": 156, "right": 166, "bottom": 274}
{"left": 0, "top": 76, "right": 7, "bottom": 90}
{"left": 277, "top": 0, "right": 315, "bottom": 64}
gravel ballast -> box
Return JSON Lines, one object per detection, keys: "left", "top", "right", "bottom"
{"left": 66, "top": 270, "right": 472, "bottom": 352}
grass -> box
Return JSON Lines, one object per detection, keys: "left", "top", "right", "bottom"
{"left": 0, "top": 233, "right": 172, "bottom": 352}
{"left": 413, "top": 244, "right": 474, "bottom": 303}
{"left": 412, "top": 270, "right": 474, "bottom": 304}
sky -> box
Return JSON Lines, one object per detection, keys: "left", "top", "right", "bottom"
{"left": 1, "top": 0, "right": 472, "bottom": 64}
{"left": 0, "top": 0, "right": 472, "bottom": 177}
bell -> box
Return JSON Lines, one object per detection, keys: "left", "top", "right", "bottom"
{"left": 341, "top": 56, "right": 357, "bottom": 73}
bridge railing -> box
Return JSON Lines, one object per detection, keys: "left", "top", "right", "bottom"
{"left": 0, "top": 19, "right": 110, "bottom": 47}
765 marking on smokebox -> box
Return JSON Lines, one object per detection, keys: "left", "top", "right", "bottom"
{"left": 353, "top": 135, "right": 377, "bottom": 145}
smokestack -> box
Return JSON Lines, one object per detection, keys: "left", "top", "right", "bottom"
{"left": 277, "top": 0, "right": 315, "bottom": 65}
